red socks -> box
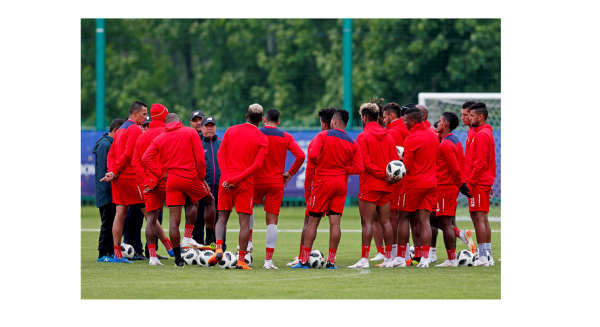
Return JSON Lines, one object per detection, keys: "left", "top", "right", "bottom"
{"left": 302, "top": 247, "right": 311, "bottom": 262}
{"left": 266, "top": 247, "right": 274, "bottom": 261}
{"left": 239, "top": 250, "right": 247, "bottom": 263}
{"left": 447, "top": 248, "right": 456, "bottom": 261}
{"left": 422, "top": 245, "right": 430, "bottom": 259}
{"left": 298, "top": 244, "right": 304, "bottom": 258}
{"left": 216, "top": 240, "right": 223, "bottom": 250}
{"left": 161, "top": 238, "right": 173, "bottom": 251}
{"left": 148, "top": 244, "right": 157, "bottom": 258}
{"left": 249, "top": 229, "right": 253, "bottom": 242}
{"left": 184, "top": 224, "right": 194, "bottom": 238}
{"left": 453, "top": 227, "right": 461, "bottom": 238}
{"left": 376, "top": 246, "right": 384, "bottom": 255}
{"left": 114, "top": 245, "right": 122, "bottom": 259}
{"left": 399, "top": 245, "right": 407, "bottom": 259}
{"left": 361, "top": 245, "right": 370, "bottom": 259}
{"left": 384, "top": 245, "right": 393, "bottom": 259}
{"left": 327, "top": 248, "right": 337, "bottom": 264}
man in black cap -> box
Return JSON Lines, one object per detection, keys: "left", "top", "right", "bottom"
{"left": 189, "top": 110, "right": 205, "bottom": 134}
{"left": 142, "top": 116, "right": 151, "bottom": 132}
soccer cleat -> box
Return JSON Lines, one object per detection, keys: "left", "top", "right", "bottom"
{"left": 290, "top": 261, "right": 311, "bottom": 269}
{"left": 114, "top": 257, "right": 134, "bottom": 263}
{"left": 174, "top": 259, "right": 185, "bottom": 268}
{"left": 416, "top": 258, "right": 429, "bottom": 268}
{"left": 97, "top": 255, "right": 115, "bottom": 262}
{"left": 325, "top": 261, "right": 338, "bottom": 269}
{"left": 181, "top": 238, "right": 202, "bottom": 249}
{"left": 156, "top": 254, "right": 169, "bottom": 260}
{"left": 370, "top": 253, "right": 386, "bottom": 261}
{"left": 263, "top": 260, "right": 279, "bottom": 269}
{"left": 429, "top": 254, "right": 438, "bottom": 264}
{"left": 149, "top": 257, "right": 163, "bottom": 265}
{"left": 286, "top": 257, "right": 300, "bottom": 266}
{"left": 133, "top": 253, "right": 149, "bottom": 260}
{"left": 236, "top": 241, "right": 254, "bottom": 253}
{"left": 406, "top": 259, "right": 413, "bottom": 266}
{"left": 201, "top": 242, "right": 217, "bottom": 251}
{"left": 380, "top": 259, "right": 393, "bottom": 268}
{"left": 489, "top": 255, "right": 495, "bottom": 266}
{"left": 473, "top": 258, "right": 489, "bottom": 266}
{"left": 348, "top": 258, "right": 370, "bottom": 268}
{"left": 208, "top": 249, "right": 223, "bottom": 266}
{"left": 235, "top": 261, "right": 252, "bottom": 270}
{"left": 166, "top": 249, "right": 175, "bottom": 257}
{"left": 435, "top": 260, "right": 458, "bottom": 267}
{"left": 391, "top": 257, "right": 407, "bottom": 267}
{"left": 464, "top": 229, "right": 476, "bottom": 253}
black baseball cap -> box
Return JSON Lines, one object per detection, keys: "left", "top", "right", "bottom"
{"left": 400, "top": 103, "right": 417, "bottom": 116}
{"left": 143, "top": 116, "right": 151, "bottom": 125}
{"left": 189, "top": 110, "right": 205, "bottom": 121}
{"left": 202, "top": 116, "right": 216, "bottom": 126}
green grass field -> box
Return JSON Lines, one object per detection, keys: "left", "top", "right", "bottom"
{"left": 81, "top": 205, "right": 500, "bottom": 299}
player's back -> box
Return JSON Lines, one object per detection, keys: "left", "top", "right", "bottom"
{"left": 153, "top": 122, "right": 203, "bottom": 179}
{"left": 311, "top": 129, "right": 359, "bottom": 177}
{"left": 357, "top": 122, "right": 398, "bottom": 191}
{"left": 255, "top": 126, "right": 302, "bottom": 185}
{"left": 386, "top": 118, "right": 409, "bottom": 147}
{"left": 112, "top": 119, "right": 142, "bottom": 178}
{"left": 437, "top": 133, "right": 465, "bottom": 187}
{"left": 403, "top": 122, "right": 438, "bottom": 189}
{"left": 221, "top": 123, "right": 269, "bottom": 184}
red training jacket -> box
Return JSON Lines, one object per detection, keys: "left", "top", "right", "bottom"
{"left": 462, "top": 126, "right": 477, "bottom": 178}
{"left": 255, "top": 126, "right": 305, "bottom": 186}
{"left": 467, "top": 124, "right": 496, "bottom": 186}
{"left": 357, "top": 122, "right": 399, "bottom": 192}
{"left": 308, "top": 128, "right": 364, "bottom": 178}
{"left": 386, "top": 118, "right": 410, "bottom": 147}
{"left": 304, "top": 139, "right": 316, "bottom": 200}
{"left": 142, "top": 122, "right": 206, "bottom": 181}
{"left": 218, "top": 123, "right": 269, "bottom": 186}
{"left": 107, "top": 119, "right": 142, "bottom": 179}
{"left": 131, "top": 121, "right": 166, "bottom": 189}
{"left": 402, "top": 122, "right": 438, "bottom": 189}
{"left": 436, "top": 132, "right": 466, "bottom": 187}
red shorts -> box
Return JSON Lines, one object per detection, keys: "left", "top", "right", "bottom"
{"left": 398, "top": 187, "right": 436, "bottom": 213}
{"left": 434, "top": 186, "right": 459, "bottom": 217}
{"left": 390, "top": 182, "right": 403, "bottom": 210}
{"left": 143, "top": 180, "right": 166, "bottom": 212}
{"left": 468, "top": 184, "right": 491, "bottom": 214}
{"left": 253, "top": 185, "right": 284, "bottom": 215}
{"left": 218, "top": 179, "right": 254, "bottom": 214}
{"left": 111, "top": 177, "right": 144, "bottom": 206}
{"left": 306, "top": 176, "right": 347, "bottom": 216}
{"left": 166, "top": 174, "right": 211, "bottom": 206}
{"left": 358, "top": 190, "right": 391, "bottom": 206}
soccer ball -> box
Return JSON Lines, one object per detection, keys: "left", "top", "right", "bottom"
{"left": 121, "top": 243, "right": 135, "bottom": 259}
{"left": 237, "top": 252, "right": 253, "bottom": 267}
{"left": 386, "top": 160, "right": 406, "bottom": 181}
{"left": 457, "top": 250, "right": 474, "bottom": 266}
{"left": 409, "top": 246, "right": 415, "bottom": 260}
{"left": 183, "top": 248, "right": 200, "bottom": 265}
{"left": 219, "top": 251, "right": 237, "bottom": 269}
{"left": 198, "top": 250, "right": 214, "bottom": 267}
{"left": 396, "top": 146, "right": 404, "bottom": 160}
{"left": 308, "top": 250, "right": 325, "bottom": 268}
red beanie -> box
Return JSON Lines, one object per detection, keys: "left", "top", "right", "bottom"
{"left": 150, "top": 104, "right": 169, "bottom": 122}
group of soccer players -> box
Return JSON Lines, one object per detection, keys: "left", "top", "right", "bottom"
{"left": 100, "top": 99, "right": 496, "bottom": 269}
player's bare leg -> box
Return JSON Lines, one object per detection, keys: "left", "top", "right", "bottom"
{"left": 140, "top": 206, "right": 169, "bottom": 254}
{"left": 111, "top": 205, "right": 133, "bottom": 263}
{"left": 326, "top": 213, "right": 342, "bottom": 269}
{"left": 180, "top": 201, "right": 203, "bottom": 250}
{"left": 371, "top": 215, "right": 386, "bottom": 261}
{"left": 390, "top": 209, "right": 399, "bottom": 259}
{"left": 236, "top": 212, "right": 252, "bottom": 269}
{"left": 394, "top": 210, "right": 412, "bottom": 267}
{"left": 145, "top": 209, "right": 163, "bottom": 265}
{"left": 484, "top": 213, "right": 494, "bottom": 265}
{"left": 167, "top": 205, "right": 184, "bottom": 266}
{"left": 263, "top": 212, "right": 279, "bottom": 269}
{"left": 292, "top": 214, "right": 321, "bottom": 268}
{"left": 435, "top": 216, "right": 458, "bottom": 267}
{"left": 429, "top": 212, "right": 439, "bottom": 263}
{"left": 375, "top": 203, "right": 395, "bottom": 267}
{"left": 350, "top": 200, "right": 376, "bottom": 268}
{"left": 288, "top": 214, "right": 309, "bottom": 266}
{"left": 470, "top": 211, "right": 489, "bottom": 266}
{"left": 409, "top": 213, "right": 422, "bottom": 263}
{"left": 210, "top": 210, "right": 231, "bottom": 266}
{"left": 416, "top": 209, "right": 432, "bottom": 267}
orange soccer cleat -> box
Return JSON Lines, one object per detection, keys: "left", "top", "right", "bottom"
{"left": 208, "top": 249, "right": 223, "bottom": 266}
{"left": 235, "top": 261, "right": 252, "bottom": 270}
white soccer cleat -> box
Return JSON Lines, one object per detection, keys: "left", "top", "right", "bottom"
{"left": 263, "top": 260, "right": 278, "bottom": 269}
{"left": 429, "top": 254, "right": 438, "bottom": 264}
{"left": 435, "top": 260, "right": 458, "bottom": 267}
{"left": 416, "top": 258, "right": 429, "bottom": 268}
{"left": 464, "top": 229, "right": 476, "bottom": 253}
{"left": 380, "top": 258, "right": 393, "bottom": 268}
{"left": 370, "top": 253, "right": 386, "bottom": 261}
{"left": 473, "top": 258, "right": 490, "bottom": 266}
{"left": 391, "top": 257, "right": 407, "bottom": 267}
{"left": 348, "top": 258, "right": 370, "bottom": 268}
{"left": 488, "top": 255, "right": 495, "bottom": 266}
{"left": 286, "top": 257, "right": 300, "bottom": 266}
{"left": 149, "top": 257, "right": 163, "bottom": 265}
{"left": 181, "top": 238, "right": 202, "bottom": 249}
{"left": 236, "top": 241, "right": 254, "bottom": 253}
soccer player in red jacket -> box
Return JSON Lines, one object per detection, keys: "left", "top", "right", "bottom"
{"left": 293, "top": 109, "right": 364, "bottom": 269}
{"left": 100, "top": 101, "right": 148, "bottom": 263}
{"left": 348, "top": 103, "right": 400, "bottom": 269}
{"left": 252, "top": 108, "right": 305, "bottom": 269}
{"left": 208, "top": 104, "right": 269, "bottom": 270}
{"left": 131, "top": 104, "right": 175, "bottom": 265}
{"left": 287, "top": 108, "right": 336, "bottom": 267}
{"left": 467, "top": 102, "right": 497, "bottom": 266}
{"left": 461, "top": 101, "right": 477, "bottom": 177}
{"left": 396, "top": 107, "right": 439, "bottom": 268}
{"left": 142, "top": 113, "right": 216, "bottom": 267}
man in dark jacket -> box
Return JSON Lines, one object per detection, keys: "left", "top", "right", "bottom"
{"left": 93, "top": 118, "right": 124, "bottom": 262}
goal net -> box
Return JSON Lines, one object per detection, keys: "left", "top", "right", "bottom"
{"left": 418, "top": 93, "right": 501, "bottom": 219}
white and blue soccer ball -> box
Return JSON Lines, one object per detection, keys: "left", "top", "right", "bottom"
{"left": 457, "top": 249, "right": 474, "bottom": 266}
{"left": 409, "top": 246, "right": 415, "bottom": 260}
{"left": 183, "top": 248, "right": 200, "bottom": 265}
{"left": 396, "top": 146, "right": 404, "bottom": 160}
{"left": 237, "top": 252, "right": 253, "bottom": 267}
{"left": 308, "top": 250, "right": 325, "bottom": 269}
{"left": 120, "top": 243, "right": 135, "bottom": 259}
{"left": 198, "top": 250, "right": 214, "bottom": 267}
{"left": 386, "top": 160, "right": 406, "bottom": 181}
{"left": 219, "top": 251, "right": 237, "bottom": 269}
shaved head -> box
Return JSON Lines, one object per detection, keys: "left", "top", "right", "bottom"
{"left": 416, "top": 104, "right": 428, "bottom": 120}
{"left": 165, "top": 113, "right": 180, "bottom": 123}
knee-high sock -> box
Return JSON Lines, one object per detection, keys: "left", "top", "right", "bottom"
{"left": 265, "top": 224, "right": 277, "bottom": 260}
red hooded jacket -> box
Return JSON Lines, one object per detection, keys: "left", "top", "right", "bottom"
{"left": 142, "top": 122, "right": 206, "bottom": 181}
{"left": 255, "top": 126, "right": 305, "bottom": 186}
{"left": 437, "top": 133, "right": 466, "bottom": 187}
{"left": 218, "top": 123, "right": 269, "bottom": 186}
{"left": 402, "top": 122, "right": 439, "bottom": 189}
{"left": 357, "top": 122, "right": 400, "bottom": 192}
{"left": 131, "top": 121, "right": 166, "bottom": 188}
{"left": 386, "top": 118, "right": 410, "bottom": 147}
{"left": 308, "top": 128, "right": 364, "bottom": 178}
{"left": 467, "top": 124, "right": 496, "bottom": 186}
{"left": 107, "top": 119, "right": 142, "bottom": 179}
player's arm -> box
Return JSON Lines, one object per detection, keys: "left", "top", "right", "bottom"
{"left": 403, "top": 141, "right": 415, "bottom": 173}
{"left": 132, "top": 140, "right": 159, "bottom": 189}
{"left": 191, "top": 130, "right": 207, "bottom": 181}
{"left": 227, "top": 136, "right": 269, "bottom": 186}
{"left": 113, "top": 127, "right": 142, "bottom": 176}
{"left": 217, "top": 131, "right": 230, "bottom": 182}
{"left": 468, "top": 134, "right": 489, "bottom": 185}
{"left": 357, "top": 134, "right": 385, "bottom": 179}
{"left": 307, "top": 131, "right": 326, "bottom": 164}
{"left": 141, "top": 140, "right": 163, "bottom": 181}
{"left": 441, "top": 143, "right": 462, "bottom": 186}
{"left": 286, "top": 133, "right": 306, "bottom": 176}
{"left": 345, "top": 143, "right": 364, "bottom": 175}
